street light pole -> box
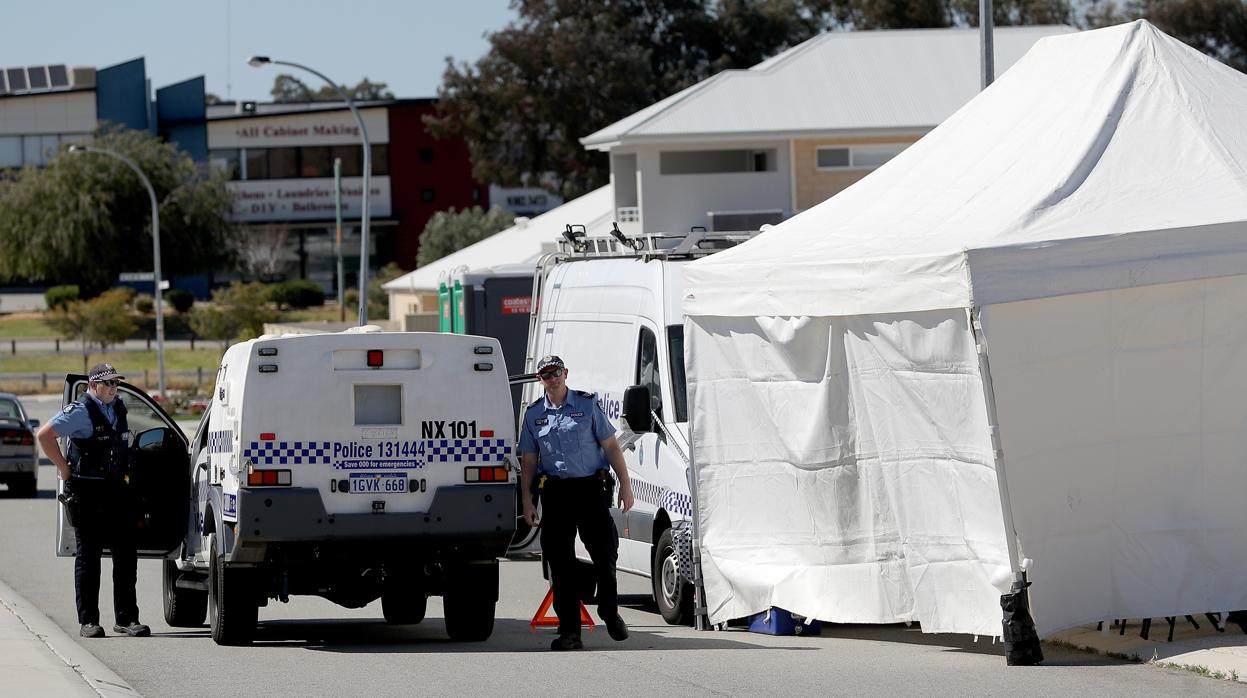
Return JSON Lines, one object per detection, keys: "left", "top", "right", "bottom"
{"left": 247, "top": 56, "right": 372, "bottom": 326}
{"left": 68, "top": 144, "right": 167, "bottom": 399}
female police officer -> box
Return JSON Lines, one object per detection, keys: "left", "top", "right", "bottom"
{"left": 37, "top": 363, "right": 150, "bottom": 639}
{"left": 520, "top": 355, "right": 635, "bottom": 650}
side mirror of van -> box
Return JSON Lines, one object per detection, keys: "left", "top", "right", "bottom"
{"left": 136, "top": 427, "right": 170, "bottom": 452}
{"left": 622, "top": 385, "right": 653, "bottom": 433}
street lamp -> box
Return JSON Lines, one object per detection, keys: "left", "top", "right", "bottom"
{"left": 67, "top": 144, "right": 167, "bottom": 399}
{"left": 247, "top": 55, "right": 373, "bottom": 326}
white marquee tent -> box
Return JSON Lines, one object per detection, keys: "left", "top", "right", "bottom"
{"left": 682, "top": 20, "right": 1247, "bottom": 637}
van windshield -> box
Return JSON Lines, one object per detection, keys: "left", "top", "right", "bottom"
{"left": 667, "top": 325, "right": 688, "bottom": 423}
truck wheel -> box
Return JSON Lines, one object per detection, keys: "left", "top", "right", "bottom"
{"left": 443, "top": 562, "right": 497, "bottom": 642}
{"left": 382, "top": 589, "right": 427, "bottom": 625}
{"left": 653, "top": 528, "right": 694, "bottom": 625}
{"left": 208, "top": 534, "right": 257, "bottom": 645}
{"left": 163, "top": 558, "right": 207, "bottom": 627}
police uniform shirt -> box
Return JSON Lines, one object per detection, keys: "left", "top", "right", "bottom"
{"left": 519, "top": 390, "right": 615, "bottom": 479}
{"left": 48, "top": 390, "right": 119, "bottom": 439}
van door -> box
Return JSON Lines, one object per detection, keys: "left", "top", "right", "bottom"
{"left": 55, "top": 375, "right": 191, "bottom": 558}
{"left": 616, "top": 324, "right": 665, "bottom": 575}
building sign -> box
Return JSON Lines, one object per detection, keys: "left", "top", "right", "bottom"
{"left": 209, "top": 108, "right": 389, "bottom": 148}
{"left": 500, "top": 296, "right": 531, "bottom": 315}
{"left": 489, "top": 186, "right": 563, "bottom": 216}
{"left": 227, "top": 177, "right": 392, "bottom": 222}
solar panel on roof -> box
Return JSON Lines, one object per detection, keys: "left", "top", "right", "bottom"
{"left": 6, "top": 68, "right": 26, "bottom": 92}
{"left": 27, "top": 66, "right": 49, "bottom": 89}
{"left": 48, "top": 65, "right": 68, "bottom": 88}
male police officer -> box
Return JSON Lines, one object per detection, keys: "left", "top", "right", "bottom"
{"left": 520, "top": 355, "right": 635, "bottom": 650}
{"left": 36, "top": 364, "right": 150, "bottom": 639}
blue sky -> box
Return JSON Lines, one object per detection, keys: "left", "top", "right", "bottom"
{"left": 7, "top": 1, "right": 517, "bottom": 101}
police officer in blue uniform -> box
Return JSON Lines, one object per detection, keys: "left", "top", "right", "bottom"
{"left": 520, "top": 355, "right": 635, "bottom": 650}
{"left": 36, "top": 364, "right": 150, "bottom": 639}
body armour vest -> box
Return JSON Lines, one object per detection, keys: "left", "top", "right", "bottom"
{"left": 68, "top": 394, "right": 130, "bottom": 481}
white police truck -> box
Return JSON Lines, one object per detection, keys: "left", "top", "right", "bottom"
{"left": 520, "top": 227, "right": 757, "bottom": 625}
{"left": 59, "top": 327, "right": 517, "bottom": 646}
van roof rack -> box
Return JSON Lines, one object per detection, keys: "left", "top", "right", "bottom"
{"left": 556, "top": 223, "right": 760, "bottom": 261}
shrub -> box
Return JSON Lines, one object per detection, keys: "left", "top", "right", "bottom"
{"left": 165, "top": 289, "right": 195, "bottom": 314}
{"left": 133, "top": 293, "right": 154, "bottom": 314}
{"left": 268, "top": 279, "right": 325, "bottom": 309}
{"left": 45, "top": 285, "right": 80, "bottom": 310}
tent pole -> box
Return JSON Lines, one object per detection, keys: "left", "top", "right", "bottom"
{"left": 969, "top": 307, "right": 1022, "bottom": 580}
{"left": 685, "top": 320, "right": 711, "bottom": 631}
{"left": 970, "top": 306, "right": 1043, "bottom": 665}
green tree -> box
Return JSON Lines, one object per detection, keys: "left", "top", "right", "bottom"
{"left": 271, "top": 74, "right": 396, "bottom": 103}
{"left": 188, "top": 282, "right": 276, "bottom": 348}
{"left": 48, "top": 289, "right": 138, "bottom": 373}
{"left": 428, "top": 0, "right": 827, "bottom": 199}
{"left": 0, "top": 125, "right": 239, "bottom": 295}
{"left": 368, "top": 263, "right": 405, "bottom": 320}
{"left": 416, "top": 206, "right": 516, "bottom": 267}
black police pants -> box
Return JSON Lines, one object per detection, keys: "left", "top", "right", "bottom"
{"left": 73, "top": 504, "right": 139, "bottom": 626}
{"left": 540, "top": 474, "right": 619, "bottom": 637}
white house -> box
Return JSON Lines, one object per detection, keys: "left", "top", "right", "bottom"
{"left": 581, "top": 25, "right": 1073, "bottom": 236}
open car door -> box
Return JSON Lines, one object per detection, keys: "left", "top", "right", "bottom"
{"left": 55, "top": 375, "right": 191, "bottom": 558}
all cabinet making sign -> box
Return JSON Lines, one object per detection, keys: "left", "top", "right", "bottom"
{"left": 227, "top": 178, "right": 392, "bottom": 222}
{"left": 211, "top": 108, "right": 392, "bottom": 222}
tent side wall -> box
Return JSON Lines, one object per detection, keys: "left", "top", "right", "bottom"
{"left": 980, "top": 274, "right": 1247, "bottom": 637}
{"left": 687, "top": 309, "right": 1011, "bottom": 635}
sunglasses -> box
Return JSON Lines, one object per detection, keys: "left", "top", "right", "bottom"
{"left": 538, "top": 368, "right": 564, "bottom": 380}
{"left": 94, "top": 379, "right": 120, "bottom": 387}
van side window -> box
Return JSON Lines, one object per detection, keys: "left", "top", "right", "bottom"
{"left": 635, "top": 327, "right": 663, "bottom": 420}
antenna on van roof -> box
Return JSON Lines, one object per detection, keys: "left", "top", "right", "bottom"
{"left": 562, "top": 224, "right": 588, "bottom": 253}
{"left": 609, "top": 222, "right": 643, "bottom": 252}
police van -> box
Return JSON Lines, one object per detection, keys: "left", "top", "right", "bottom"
{"left": 521, "top": 227, "right": 757, "bottom": 625}
{"left": 58, "top": 327, "right": 516, "bottom": 645}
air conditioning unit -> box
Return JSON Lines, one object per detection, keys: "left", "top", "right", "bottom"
{"left": 707, "top": 209, "right": 784, "bottom": 232}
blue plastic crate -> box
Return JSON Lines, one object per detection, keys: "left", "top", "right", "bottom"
{"left": 748, "top": 607, "right": 822, "bottom": 636}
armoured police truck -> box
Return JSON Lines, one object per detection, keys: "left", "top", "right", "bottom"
{"left": 520, "top": 227, "right": 757, "bottom": 625}
{"left": 59, "top": 328, "right": 516, "bottom": 645}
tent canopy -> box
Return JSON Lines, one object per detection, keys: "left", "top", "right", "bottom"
{"left": 685, "top": 20, "right": 1247, "bottom": 318}
{"left": 682, "top": 21, "right": 1247, "bottom": 637}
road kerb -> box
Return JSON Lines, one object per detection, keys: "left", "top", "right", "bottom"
{"left": 0, "top": 577, "right": 142, "bottom": 698}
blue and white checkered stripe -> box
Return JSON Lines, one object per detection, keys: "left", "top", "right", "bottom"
{"left": 425, "top": 438, "right": 509, "bottom": 462}
{"left": 242, "top": 441, "right": 332, "bottom": 465}
{"left": 662, "top": 490, "right": 693, "bottom": 517}
{"left": 208, "top": 430, "right": 233, "bottom": 454}
{"left": 630, "top": 477, "right": 693, "bottom": 517}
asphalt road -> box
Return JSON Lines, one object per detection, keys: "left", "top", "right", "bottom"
{"left": 1, "top": 396, "right": 1241, "bottom": 697}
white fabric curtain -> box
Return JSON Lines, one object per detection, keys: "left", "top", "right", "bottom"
{"left": 687, "top": 310, "right": 1010, "bottom": 635}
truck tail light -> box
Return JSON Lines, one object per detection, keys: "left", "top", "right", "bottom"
{"left": 367, "top": 350, "right": 384, "bottom": 367}
{"left": 464, "top": 466, "right": 509, "bottom": 483}
{"left": 247, "top": 469, "right": 291, "bottom": 486}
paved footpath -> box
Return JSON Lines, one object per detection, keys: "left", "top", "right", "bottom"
{"left": 0, "top": 578, "right": 140, "bottom": 698}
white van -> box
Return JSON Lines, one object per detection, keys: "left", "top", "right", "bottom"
{"left": 520, "top": 228, "right": 756, "bottom": 624}
{"left": 59, "top": 328, "right": 516, "bottom": 645}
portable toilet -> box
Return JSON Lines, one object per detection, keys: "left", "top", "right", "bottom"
{"left": 438, "top": 281, "right": 452, "bottom": 333}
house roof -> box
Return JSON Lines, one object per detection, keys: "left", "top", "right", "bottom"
{"left": 581, "top": 25, "right": 1074, "bottom": 150}
{"left": 383, "top": 185, "right": 615, "bottom": 293}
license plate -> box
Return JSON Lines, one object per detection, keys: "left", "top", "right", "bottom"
{"left": 349, "top": 472, "right": 407, "bottom": 494}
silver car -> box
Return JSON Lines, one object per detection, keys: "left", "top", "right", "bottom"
{"left": 0, "top": 392, "right": 39, "bottom": 497}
